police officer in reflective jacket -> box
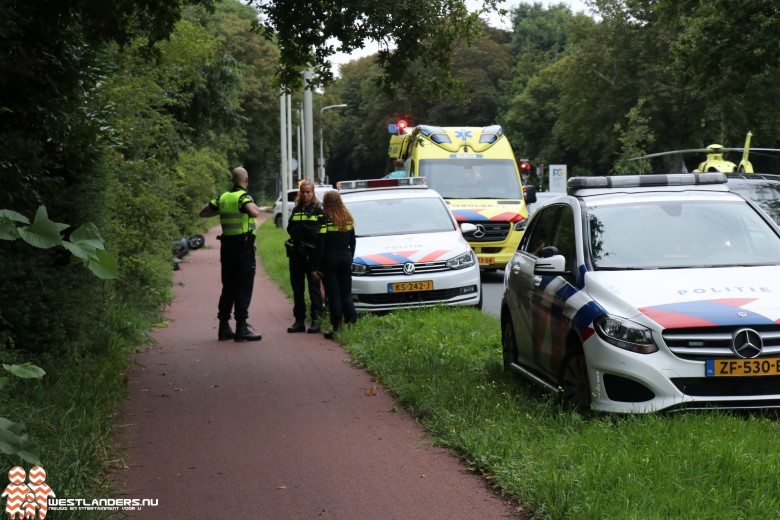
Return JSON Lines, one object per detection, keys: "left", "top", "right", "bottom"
{"left": 286, "top": 178, "right": 324, "bottom": 333}
{"left": 199, "top": 167, "right": 263, "bottom": 342}
{"left": 313, "top": 190, "right": 357, "bottom": 339}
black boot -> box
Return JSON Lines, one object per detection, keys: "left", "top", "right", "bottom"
{"left": 218, "top": 320, "right": 234, "bottom": 341}
{"left": 234, "top": 321, "right": 262, "bottom": 342}
{"left": 287, "top": 320, "right": 305, "bottom": 333}
{"left": 307, "top": 320, "right": 321, "bottom": 334}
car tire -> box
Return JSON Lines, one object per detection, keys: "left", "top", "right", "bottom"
{"left": 501, "top": 315, "right": 518, "bottom": 372}
{"left": 560, "top": 346, "right": 591, "bottom": 413}
{"left": 274, "top": 215, "right": 282, "bottom": 228}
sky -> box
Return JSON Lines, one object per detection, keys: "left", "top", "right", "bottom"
{"left": 327, "top": 0, "right": 591, "bottom": 74}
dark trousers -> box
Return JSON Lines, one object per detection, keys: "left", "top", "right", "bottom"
{"left": 217, "top": 237, "right": 256, "bottom": 323}
{"left": 322, "top": 252, "right": 357, "bottom": 330}
{"left": 289, "top": 250, "right": 323, "bottom": 321}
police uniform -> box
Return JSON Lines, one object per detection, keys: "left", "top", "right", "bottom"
{"left": 208, "top": 185, "right": 261, "bottom": 341}
{"left": 286, "top": 202, "right": 324, "bottom": 332}
{"left": 314, "top": 216, "right": 357, "bottom": 337}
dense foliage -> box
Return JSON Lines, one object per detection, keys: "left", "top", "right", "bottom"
{"left": 326, "top": 0, "right": 780, "bottom": 180}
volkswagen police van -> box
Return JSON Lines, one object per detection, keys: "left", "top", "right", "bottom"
{"left": 337, "top": 178, "right": 482, "bottom": 312}
{"left": 388, "top": 125, "right": 529, "bottom": 270}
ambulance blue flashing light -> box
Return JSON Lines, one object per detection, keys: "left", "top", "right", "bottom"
{"left": 479, "top": 125, "right": 503, "bottom": 144}
{"left": 568, "top": 172, "right": 728, "bottom": 193}
{"left": 337, "top": 177, "right": 427, "bottom": 190}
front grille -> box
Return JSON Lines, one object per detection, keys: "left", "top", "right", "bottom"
{"left": 358, "top": 287, "right": 472, "bottom": 305}
{"left": 464, "top": 221, "right": 510, "bottom": 242}
{"left": 672, "top": 376, "right": 780, "bottom": 397}
{"left": 364, "top": 261, "right": 449, "bottom": 276}
{"left": 663, "top": 325, "right": 780, "bottom": 361}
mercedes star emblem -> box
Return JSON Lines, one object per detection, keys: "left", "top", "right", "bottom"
{"left": 731, "top": 328, "right": 763, "bottom": 359}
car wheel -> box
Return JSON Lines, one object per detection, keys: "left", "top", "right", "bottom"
{"left": 560, "top": 347, "right": 591, "bottom": 413}
{"left": 501, "top": 315, "right": 518, "bottom": 371}
{"left": 274, "top": 215, "right": 282, "bottom": 228}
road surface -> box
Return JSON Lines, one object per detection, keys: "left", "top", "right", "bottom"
{"left": 113, "top": 217, "right": 520, "bottom": 519}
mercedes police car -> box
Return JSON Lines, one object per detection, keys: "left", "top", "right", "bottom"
{"left": 338, "top": 177, "right": 482, "bottom": 312}
{"left": 501, "top": 173, "right": 780, "bottom": 413}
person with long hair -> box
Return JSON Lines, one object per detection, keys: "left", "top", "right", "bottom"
{"left": 285, "top": 178, "right": 324, "bottom": 333}
{"left": 313, "top": 191, "right": 357, "bottom": 339}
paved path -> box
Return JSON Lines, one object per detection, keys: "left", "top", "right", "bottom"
{"left": 114, "top": 217, "right": 517, "bottom": 519}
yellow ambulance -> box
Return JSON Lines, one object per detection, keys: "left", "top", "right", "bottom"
{"left": 388, "top": 124, "right": 529, "bottom": 270}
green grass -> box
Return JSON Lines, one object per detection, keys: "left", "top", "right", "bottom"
{"left": 258, "top": 218, "right": 780, "bottom": 520}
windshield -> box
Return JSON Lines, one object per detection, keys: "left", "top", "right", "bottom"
{"left": 346, "top": 196, "right": 456, "bottom": 237}
{"left": 727, "top": 181, "right": 780, "bottom": 224}
{"left": 418, "top": 159, "right": 522, "bottom": 199}
{"left": 587, "top": 198, "right": 780, "bottom": 269}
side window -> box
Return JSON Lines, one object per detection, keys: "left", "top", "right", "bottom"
{"left": 522, "top": 206, "right": 559, "bottom": 256}
{"left": 287, "top": 191, "right": 296, "bottom": 203}
{"left": 550, "top": 205, "right": 576, "bottom": 273}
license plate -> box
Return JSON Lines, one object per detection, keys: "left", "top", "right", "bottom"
{"left": 478, "top": 256, "right": 494, "bottom": 265}
{"left": 388, "top": 280, "right": 433, "bottom": 293}
{"left": 705, "top": 358, "right": 780, "bottom": 377}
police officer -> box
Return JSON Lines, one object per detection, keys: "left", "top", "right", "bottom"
{"left": 199, "top": 167, "right": 263, "bottom": 342}
{"left": 286, "top": 178, "right": 324, "bottom": 333}
{"left": 312, "top": 190, "right": 357, "bottom": 339}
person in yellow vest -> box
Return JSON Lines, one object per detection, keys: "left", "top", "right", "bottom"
{"left": 312, "top": 190, "right": 357, "bottom": 339}
{"left": 199, "top": 167, "right": 263, "bottom": 342}
{"left": 285, "top": 178, "right": 324, "bottom": 333}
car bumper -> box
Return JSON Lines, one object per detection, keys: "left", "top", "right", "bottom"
{"left": 584, "top": 335, "right": 780, "bottom": 413}
{"left": 352, "top": 268, "right": 481, "bottom": 312}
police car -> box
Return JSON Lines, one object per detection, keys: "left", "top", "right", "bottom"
{"left": 501, "top": 173, "right": 780, "bottom": 413}
{"left": 337, "top": 177, "right": 482, "bottom": 311}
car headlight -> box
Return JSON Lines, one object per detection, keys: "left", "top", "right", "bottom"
{"left": 446, "top": 251, "right": 476, "bottom": 270}
{"left": 514, "top": 220, "right": 527, "bottom": 231}
{"left": 593, "top": 315, "right": 658, "bottom": 354}
{"left": 352, "top": 262, "right": 368, "bottom": 276}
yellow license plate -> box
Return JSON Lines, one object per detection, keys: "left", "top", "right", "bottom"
{"left": 705, "top": 358, "right": 780, "bottom": 377}
{"left": 388, "top": 281, "right": 433, "bottom": 293}
{"left": 478, "top": 256, "right": 495, "bottom": 265}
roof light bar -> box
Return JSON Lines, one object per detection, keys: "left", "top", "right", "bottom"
{"left": 568, "top": 173, "right": 727, "bottom": 192}
{"left": 337, "top": 177, "right": 427, "bottom": 190}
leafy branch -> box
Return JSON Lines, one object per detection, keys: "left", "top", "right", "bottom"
{"left": 0, "top": 206, "right": 118, "bottom": 279}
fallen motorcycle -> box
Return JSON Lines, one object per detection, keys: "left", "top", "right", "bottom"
{"left": 172, "top": 234, "right": 205, "bottom": 270}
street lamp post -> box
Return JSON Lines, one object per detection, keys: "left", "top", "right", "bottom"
{"left": 319, "top": 104, "right": 347, "bottom": 183}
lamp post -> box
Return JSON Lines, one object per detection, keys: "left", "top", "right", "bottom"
{"left": 319, "top": 104, "right": 347, "bottom": 183}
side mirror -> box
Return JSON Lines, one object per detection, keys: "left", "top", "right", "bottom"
{"left": 460, "top": 223, "right": 477, "bottom": 236}
{"left": 535, "top": 254, "right": 567, "bottom": 274}
{"left": 524, "top": 185, "right": 537, "bottom": 204}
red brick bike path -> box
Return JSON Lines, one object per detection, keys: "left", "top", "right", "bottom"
{"left": 114, "top": 218, "right": 517, "bottom": 519}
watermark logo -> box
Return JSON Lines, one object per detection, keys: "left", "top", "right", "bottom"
{"left": 2, "top": 466, "right": 55, "bottom": 519}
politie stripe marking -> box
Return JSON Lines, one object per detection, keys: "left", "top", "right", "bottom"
{"left": 640, "top": 299, "right": 775, "bottom": 328}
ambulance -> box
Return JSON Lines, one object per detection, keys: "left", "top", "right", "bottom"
{"left": 388, "top": 124, "right": 529, "bottom": 270}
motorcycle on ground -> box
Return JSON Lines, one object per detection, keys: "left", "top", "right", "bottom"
{"left": 172, "top": 234, "right": 205, "bottom": 270}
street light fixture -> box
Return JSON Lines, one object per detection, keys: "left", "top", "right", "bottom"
{"left": 319, "top": 104, "right": 347, "bottom": 183}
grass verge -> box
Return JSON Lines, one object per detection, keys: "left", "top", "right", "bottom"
{"left": 258, "top": 218, "right": 780, "bottom": 520}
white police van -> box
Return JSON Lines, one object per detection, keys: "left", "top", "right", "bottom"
{"left": 337, "top": 177, "right": 482, "bottom": 312}
{"left": 501, "top": 172, "right": 780, "bottom": 413}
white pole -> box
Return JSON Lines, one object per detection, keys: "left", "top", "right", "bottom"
{"left": 299, "top": 107, "right": 305, "bottom": 181}
{"left": 303, "top": 70, "right": 315, "bottom": 181}
{"left": 286, "top": 94, "right": 293, "bottom": 190}
{"left": 279, "top": 89, "right": 288, "bottom": 229}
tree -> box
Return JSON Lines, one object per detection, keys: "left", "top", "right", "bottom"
{"left": 247, "top": 0, "right": 503, "bottom": 92}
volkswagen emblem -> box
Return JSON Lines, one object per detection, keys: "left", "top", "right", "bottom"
{"left": 473, "top": 224, "right": 486, "bottom": 239}
{"left": 731, "top": 328, "right": 763, "bottom": 359}
{"left": 403, "top": 262, "right": 416, "bottom": 275}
